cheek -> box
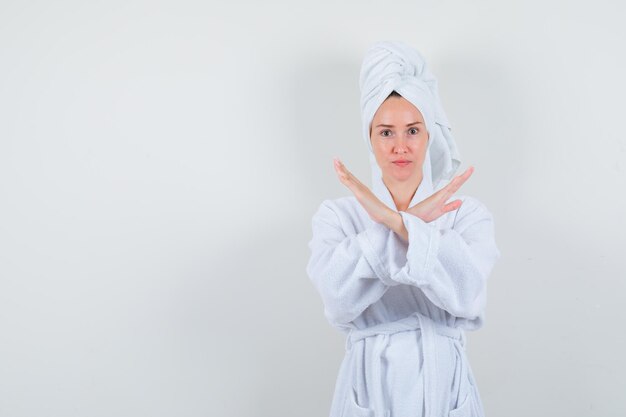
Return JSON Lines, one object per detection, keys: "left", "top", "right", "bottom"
{"left": 412, "top": 135, "right": 429, "bottom": 150}
{"left": 374, "top": 142, "right": 392, "bottom": 154}
{"left": 407, "top": 143, "right": 423, "bottom": 154}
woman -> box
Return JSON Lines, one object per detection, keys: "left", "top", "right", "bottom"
{"left": 306, "top": 41, "right": 501, "bottom": 417}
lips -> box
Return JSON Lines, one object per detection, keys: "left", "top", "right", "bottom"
{"left": 393, "top": 160, "right": 411, "bottom": 166}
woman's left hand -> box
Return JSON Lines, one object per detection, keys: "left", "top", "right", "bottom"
{"left": 333, "top": 157, "right": 397, "bottom": 226}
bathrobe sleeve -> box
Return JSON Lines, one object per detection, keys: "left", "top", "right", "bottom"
{"left": 306, "top": 199, "right": 403, "bottom": 329}
{"left": 361, "top": 195, "right": 501, "bottom": 320}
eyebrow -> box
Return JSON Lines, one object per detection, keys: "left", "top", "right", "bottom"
{"left": 375, "top": 121, "right": 423, "bottom": 128}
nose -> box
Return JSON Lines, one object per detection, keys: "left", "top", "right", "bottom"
{"left": 393, "top": 137, "right": 408, "bottom": 154}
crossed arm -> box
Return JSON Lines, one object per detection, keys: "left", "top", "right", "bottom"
{"left": 305, "top": 196, "right": 501, "bottom": 329}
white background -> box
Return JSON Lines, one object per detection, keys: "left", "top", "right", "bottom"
{"left": 1, "top": 1, "right": 625, "bottom": 416}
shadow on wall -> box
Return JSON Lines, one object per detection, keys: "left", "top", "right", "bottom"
{"left": 285, "top": 47, "right": 371, "bottom": 204}
{"left": 433, "top": 49, "right": 530, "bottom": 209}
{"left": 182, "top": 50, "right": 366, "bottom": 417}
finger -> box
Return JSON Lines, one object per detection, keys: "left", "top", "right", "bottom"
{"left": 333, "top": 159, "right": 349, "bottom": 183}
{"left": 453, "top": 166, "right": 474, "bottom": 189}
{"left": 335, "top": 158, "right": 352, "bottom": 177}
{"left": 442, "top": 199, "right": 462, "bottom": 213}
{"left": 334, "top": 158, "right": 347, "bottom": 175}
{"left": 334, "top": 159, "right": 360, "bottom": 191}
{"left": 334, "top": 159, "right": 351, "bottom": 182}
{"left": 439, "top": 166, "right": 474, "bottom": 200}
{"left": 335, "top": 159, "right": 363, "bottom": 187}
{"left": 333, "top": 158, "right": 341, "bottom": 173}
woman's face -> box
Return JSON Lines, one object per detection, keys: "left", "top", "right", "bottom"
{"left": 369, "top": 96, "right": 429, "bottom": 183}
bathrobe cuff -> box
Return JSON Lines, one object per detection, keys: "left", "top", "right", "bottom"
{"left": 355, "top": 221, "right": 403, "bottom": 287}
{"left": 393, "top": 211, "right": 441, "bottom": 286}
{"left": 356, "top": 211, "right": 441, "bottom": 287}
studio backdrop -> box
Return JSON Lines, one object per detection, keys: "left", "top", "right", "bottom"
{"left": 0, "top": 1, "right": 624, "bottom": 416}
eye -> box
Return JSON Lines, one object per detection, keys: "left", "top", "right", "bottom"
{"left": 409, "top": 127, "right": 419, "bottom": 134}
{"left": 380, "top": 129, "right": 392, "bottom": 137}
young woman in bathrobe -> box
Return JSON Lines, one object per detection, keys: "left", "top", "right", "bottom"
{"left": 306, "top": 41, "right": 501, "bottom": 417}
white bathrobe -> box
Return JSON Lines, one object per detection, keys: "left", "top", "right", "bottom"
{"left": 306, "top": 41, "right": 501, "bottom": 417}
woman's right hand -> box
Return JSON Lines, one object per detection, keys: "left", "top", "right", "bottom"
{"left": 403, "top": 166, "right": 474, "bottom": 222}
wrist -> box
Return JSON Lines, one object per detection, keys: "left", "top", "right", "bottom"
{"left": 383, "top": 210, "right": 402, "bottom": 233}
{"left": 387, "top": 210, "right": 409, "bottom": 242}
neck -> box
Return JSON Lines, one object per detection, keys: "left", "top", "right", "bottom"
{"left": 383, "top": 173, "right": 423, "bottom": 212}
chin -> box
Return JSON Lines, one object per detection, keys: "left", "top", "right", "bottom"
{"left": 389, "top": 171, "right": 414, "bottom": 181}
